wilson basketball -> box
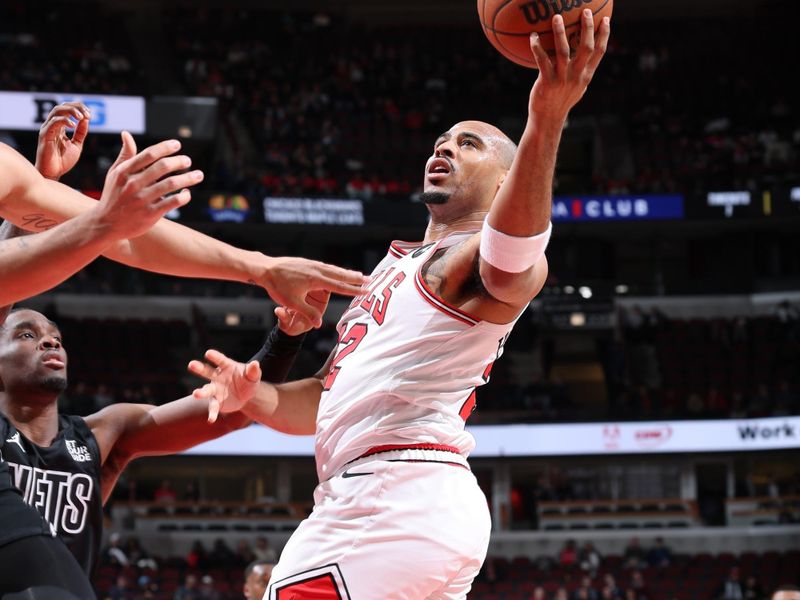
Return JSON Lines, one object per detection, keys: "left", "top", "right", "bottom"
{"left": 478, "top": 0, "right": 613, "bottom": 68}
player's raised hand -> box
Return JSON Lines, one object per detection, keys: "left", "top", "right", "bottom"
{"left": 275, "top": 290, "right": 331, "bottom": 336}
{"left": 528, "top": 9, "right": 610, "bottom": 120}
{"left": 35, "top": 102, "right": 92, "bottom": 180}
{"left": 257, "top": 257, "right": 367, "bottom": 328}
{"left": 95, "top": 131, "right": 203, "bottom": 239}
{"left": 188, "top": 349, "right": 262, "bottom": 423}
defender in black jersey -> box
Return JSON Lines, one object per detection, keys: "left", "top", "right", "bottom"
{"left": 0, "top": 306, "right": 314, "bottom": 578}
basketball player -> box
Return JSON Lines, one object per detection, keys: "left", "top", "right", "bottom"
{"left": 244, "top": 560, "right": 275, "bottom": 600}
{"left": 0, "top": 102, "right": 366, "bottom": 326}
{"left": 190, "top": 12, "right": 610, "bottom": 599}
{"left": 0, "top": 297, "right": 315, "bottom": 585}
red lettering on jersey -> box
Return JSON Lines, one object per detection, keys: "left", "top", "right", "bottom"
{"left": 372, "top": 272, "right": 406, "bottom": 326}
{"left": 351, "top": 268, "right": 395, "bottom": 311}
{"left": 323, "top": 323, "right": 369, "bottom": 391}
{"left": 459, "top": 390, "right": 477, "bottom": 422}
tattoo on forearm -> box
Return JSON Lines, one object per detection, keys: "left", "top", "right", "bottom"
{"left": 20, "top": 213, "right": 61, "bottom": 231}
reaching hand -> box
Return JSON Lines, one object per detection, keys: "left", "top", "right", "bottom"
{"left": 188, "top": 349, "right": 262, "bottom": 423}
{"left": 275, "top": 290, "right": 331, "bottom": 336}
{"left": 95, "top": 131, "right": 204, "bottom": 239}
{"left": 35, "top": 102, "right": 91, "bottom": 180}
{"left": 528, "top": 10, "right": 610, "bottom": 120}
{"left": 257, "top": 257, "right": 367, "bottom": 328}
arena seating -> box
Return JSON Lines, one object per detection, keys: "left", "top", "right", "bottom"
{"left": 537, "top": 499, "right": 699, "bottom": 531}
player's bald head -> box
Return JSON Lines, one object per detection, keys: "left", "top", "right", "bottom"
{"left": 452, "top": 120, "right": 517, "bottom": 169}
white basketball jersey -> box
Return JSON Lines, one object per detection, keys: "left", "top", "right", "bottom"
{"left": 315, "top": 232, "right": 519, "bottom": 480}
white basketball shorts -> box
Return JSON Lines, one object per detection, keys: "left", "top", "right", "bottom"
{"left": 265, "top": 446, "right": 491, "bottom": 600}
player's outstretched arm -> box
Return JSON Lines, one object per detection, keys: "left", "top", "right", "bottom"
{"left": 89, "top": 308, "right": 319, "bottom": 503}
{"left": 6, "top": 130, "right": 366, "bottom": 327}
{"left": 0, "top": 140, "right": 195, "bottom": 306}
{"left": 188, "top": 349, "right": 324, "bottom": 436}
{"left": 479, "top": 10, "right": 610, "bottom": 305}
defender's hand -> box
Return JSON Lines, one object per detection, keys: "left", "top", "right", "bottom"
{"left": 35, "top": 102, "right": 91, "bottom": 180}
{"left": 188, "top": 349, "right": 262, "bottom": 423}
{"left": 95, "top": 132, "right": 203, "bottom": 240}
{"left": 257, "top": 257, "right": 367, "bottom": 328}
{"left": 275, "top": 290, "right": 330, "bottom": 336}
{"left": 529, "top": 10, "right": 610, "bottom": 120}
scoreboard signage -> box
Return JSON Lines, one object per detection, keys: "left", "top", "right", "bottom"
{"left": 551, "top": 195, "right": 685, "bottom": 222}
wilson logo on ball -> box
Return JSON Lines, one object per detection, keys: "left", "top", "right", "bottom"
{"left": 519, "top": 0, "right": 594, "bottom": 25}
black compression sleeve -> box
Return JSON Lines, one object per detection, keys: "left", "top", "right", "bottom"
{"left": 248, "top": 325, "right": 307, "bottom": 383}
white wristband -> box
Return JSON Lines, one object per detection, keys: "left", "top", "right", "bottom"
{"left": 479, "top": 220, "right": 552, "bottom": 273}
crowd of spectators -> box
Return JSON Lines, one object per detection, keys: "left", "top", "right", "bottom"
{"left": 2, "top": 2, "right": 797, "bottom": 201}
{"left": 89, "top": 529, "right": 797, "bottom": 599}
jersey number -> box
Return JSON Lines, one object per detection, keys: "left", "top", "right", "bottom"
{"left": 323, "top": 323, "right": 369, "bottom": 391}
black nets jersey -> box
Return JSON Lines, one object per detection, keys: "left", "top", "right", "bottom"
{"left": 0, "top": 413, "right": 103, "bottom": 575}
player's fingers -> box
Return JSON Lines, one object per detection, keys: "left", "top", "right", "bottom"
{"left": 44, "top": 102, "right": 88, "bottom": 123}
{"left": 319, "top": 264, "right": 369, "bottom": 287}
{"left": 141, "top": 170, "right": 204, "bottom": 200}
{"left": 274, "top": 306, "right": 291, "bottom": 328}
{"left": 150, "top": 190, "right": 192, "bottom": 217}
{"left": 585, "top": 16, "right": 610, "bottom": 78}
{"left": 71, "top": 116, "right": 90, "bottom": 146}
{"left": 572, "top": 9, "right": 595, "bottom": 72}
{"left": 530, "top": 33, "right": 556, "bottom": 81}
{"left": 244, "top": 360, "right": 261, "bottom": 383}
{"left": 208, "top": 396, "right": 221, "bottom": 424}
{"left": 551, "top": 14, "right": 570, "bottom": 78}
{"left": 39, "top": 116, "right": 75, "bottom": 137}
{"left": 111, "top": 132, "right": 138, "bottom": 170}
{"left": 204, "top": 348, "right": 230, "bottom": 369}
{"left": 313, "top": 275, "right": 368, "bottom": 298}
{"left": 188, "top": 359, "right": 216, "bottom": 381}
{"left": 288, "top": 297, "right": 323, "bottom": 329}
{"left": 119, "top": 139, "right": 182, "bottom": 174}
{"left": 135, "top": 154, "right": 192, "bottom": 187}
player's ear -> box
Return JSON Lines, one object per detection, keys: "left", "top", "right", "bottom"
{"left": 495, "top": 171, "right": 508, "bottom": 194}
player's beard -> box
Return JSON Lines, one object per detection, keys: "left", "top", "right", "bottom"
{"left": 40, "top": 375, "right": 68, "bottom": 393}
{"left": 420, "top": 191, "right": 451, "bottom": 205}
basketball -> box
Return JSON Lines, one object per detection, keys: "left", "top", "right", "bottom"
{"left": 478, "top": 0, "right": 614, "bottom": 68}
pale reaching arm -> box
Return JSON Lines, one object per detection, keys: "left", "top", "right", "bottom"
{"left": 0, "top": 139, "right": 197, "bottom": 307}
{"left": 5, "top": 131, "right": 366, "bottom": 326}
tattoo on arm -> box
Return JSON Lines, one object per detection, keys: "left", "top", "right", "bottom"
{"left": 421, "top": 249, "right": 449, "bottom": 295}
{"left": 19, "top": 213, "right": 61, "bottom": 231}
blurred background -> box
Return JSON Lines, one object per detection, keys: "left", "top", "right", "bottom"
{"left": 1, "top": 0, "right": 798, "bottom": 598}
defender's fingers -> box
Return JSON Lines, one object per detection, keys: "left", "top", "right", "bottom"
{"left": 244, "top": 361, "right": 261, "bottom": 383}
{"left": 111, "top": 131, "right": 138, "bottom": 169}
{"left": 188, "top": 359, "right": 216, "bottom": 381}
{"left": 207, "top": 396, "right": 221, "bottom": 424}
{"left": 142, "top": 170, "right": 204, "bottom": 200}
{"left": 204, "top": 348, "right": 230, "bottom": 368}
{"left": 135, "top": 155, "right": 192, "bottom": 187}
{"left": 151, "top": 189, "right": 192, "bottom": 215}
{"left": 119, "top": 138, "right": 182, "bottom": 174}
{"left": 39, "top": 116, "right": 75, "bottom": 136}
{"left": 71, "top": 117, "right": 90, "bottom": 146}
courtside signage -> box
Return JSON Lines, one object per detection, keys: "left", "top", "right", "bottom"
{"left": 551, "top": 194, "right": 684, "bottom": 222}
{"left": 183, "top": 416, "right": 800, "bottom": 457}
{"left": 0, "top": 91, "right": 145, "bottom": 134}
